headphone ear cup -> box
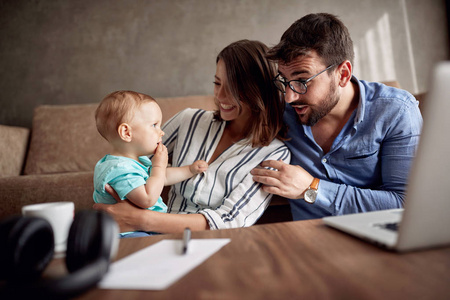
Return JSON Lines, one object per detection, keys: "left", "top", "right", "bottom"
{"left": 0, "top": 215, "right": 54, "bottom": 281}
{"left": 65, "top": 210, "right": 99, "bottom": 272}
{"left": 65, "top": 210, "right": 117, "bottom": 273}
{"left": 39, "top": 210, "right": 119, "bottom": 298}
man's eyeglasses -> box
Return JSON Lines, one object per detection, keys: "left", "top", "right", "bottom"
{"left": 273, "top": 64, "right": 337, "bottom": 95}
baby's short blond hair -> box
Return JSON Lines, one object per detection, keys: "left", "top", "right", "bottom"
{"left": 95, "top": 90, "right": 155, "bottom": 141}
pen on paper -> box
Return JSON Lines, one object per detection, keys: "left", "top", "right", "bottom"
{"left": 182, "top": 227, "right": 191, "bottom": 254}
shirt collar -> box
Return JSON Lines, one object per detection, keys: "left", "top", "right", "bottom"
{"left": 352, "top": 75, "right": 365, "bottom": 126}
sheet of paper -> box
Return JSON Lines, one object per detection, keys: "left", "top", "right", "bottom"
{"left": 99, "top": 238, "right": 231, "bottom": 290}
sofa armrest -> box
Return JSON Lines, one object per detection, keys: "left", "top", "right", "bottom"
{"left": 0, "top": 171, "right": 95, "bottom": 219}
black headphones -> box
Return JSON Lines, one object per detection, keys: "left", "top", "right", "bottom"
{"left": 0, "top": 210, "right": 119, "bottom": 299}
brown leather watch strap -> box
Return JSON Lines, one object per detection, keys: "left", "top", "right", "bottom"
{"left": 310, "top": 178, "right": 320, "bottom": 190}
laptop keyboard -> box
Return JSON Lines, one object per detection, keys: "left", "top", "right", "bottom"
{"left": 374, "top": 222, "right": 399, "bottom": 232}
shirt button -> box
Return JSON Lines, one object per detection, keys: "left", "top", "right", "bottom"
{"left": 322, "top": 158, "right": 327, "bottom": 163}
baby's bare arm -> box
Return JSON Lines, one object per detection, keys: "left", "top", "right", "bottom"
{"left": 126, "top": 144, "right": 167, "bottom": 209}
{"left": 165, "top": 160, "right": 208, "bottom": 186}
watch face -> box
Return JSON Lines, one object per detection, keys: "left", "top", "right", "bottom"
{"left": 304, "top": 189, "right": 317, "bottom": 204}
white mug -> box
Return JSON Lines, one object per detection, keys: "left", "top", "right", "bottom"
{"left": 22, "top": 201, "right": 75, "bottom": 253}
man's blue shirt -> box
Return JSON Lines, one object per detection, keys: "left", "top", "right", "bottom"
{"left": 284, "top": 77, "right": 423, "bottom": 220}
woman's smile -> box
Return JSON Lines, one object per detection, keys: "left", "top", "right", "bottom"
{"left": 219, "top": 102, "right": 236, "bottom": 112}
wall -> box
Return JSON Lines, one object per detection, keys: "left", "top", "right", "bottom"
{"left": 0, "top": 0, "right": 448, "bottom": 128}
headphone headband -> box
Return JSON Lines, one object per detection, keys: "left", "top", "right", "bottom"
{"left": 0, "top": 210, "right": 119, "bottom": 298}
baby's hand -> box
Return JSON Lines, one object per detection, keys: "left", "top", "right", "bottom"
{"left": 152, "top": 143, "right": 168, "bottom": 168}
{"left": 190, "top": 160, "right": 208, "bottom": 174}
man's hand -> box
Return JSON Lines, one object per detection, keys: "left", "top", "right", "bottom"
{"left": 251, "top": 160, "right": 314, "bottom": 199}
{"left": 190, "top": 160, "right": 208, "bottom": 174}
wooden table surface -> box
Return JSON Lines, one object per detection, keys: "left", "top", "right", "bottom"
{"left": 54, "top": 219, "right": 450, "bottom": 299}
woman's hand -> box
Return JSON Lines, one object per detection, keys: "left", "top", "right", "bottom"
{"left": 93, "top": 184, "right": 210, "bottom": 234}
{"left": 93, "top": 184, "right": 147, "bottom": 232}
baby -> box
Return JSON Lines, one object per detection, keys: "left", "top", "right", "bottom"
{"left": 93, "top": 91, "right": 208, "bottom": 235}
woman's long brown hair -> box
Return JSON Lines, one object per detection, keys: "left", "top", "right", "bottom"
{"left": 215, "top": 39, "right": 286, "bottom": 147}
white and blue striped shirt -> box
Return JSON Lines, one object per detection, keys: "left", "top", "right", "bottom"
{"left": 162, "top": 108, "right": 291, "bottom": 229}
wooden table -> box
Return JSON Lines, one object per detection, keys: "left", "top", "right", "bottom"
{"left": 52, "top": 219, "right": 450, "bottom": 299}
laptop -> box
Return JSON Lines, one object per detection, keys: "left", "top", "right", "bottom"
{"left": 322, "top": 62, "right": 450, "bottom": 252}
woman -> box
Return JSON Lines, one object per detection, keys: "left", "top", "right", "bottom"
{"left": 94, "top": 40, "right": 291, "bottom": 234}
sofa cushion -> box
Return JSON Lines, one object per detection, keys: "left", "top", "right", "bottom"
{"left": 23, "top": 95, "right": 216, "bottom": 175}
{"left": 157, "top": 95, "right": 216, "bottom": 123}
{"left": 24, "top": 104, "right": 111, "bottom": 175}
{"left": 0, "top": 125, "right": 30, "bottom": 177}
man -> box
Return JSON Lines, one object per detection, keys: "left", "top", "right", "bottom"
{"left": 251, "top": 13, "right": 422, "bottom": 220}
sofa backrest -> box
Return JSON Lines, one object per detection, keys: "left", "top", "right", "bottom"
{"left": 23, "top": 95, "right": 215, "bottom": 175}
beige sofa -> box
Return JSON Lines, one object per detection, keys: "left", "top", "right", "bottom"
{"left": 0, "top": 95, "right": 292, "bottom": 224}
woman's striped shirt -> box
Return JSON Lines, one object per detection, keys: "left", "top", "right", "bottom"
{"left": 162, "top": 108, "right": 291, "bottom": 229}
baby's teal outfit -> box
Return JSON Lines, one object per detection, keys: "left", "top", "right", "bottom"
{"left": 93, "top": 155, "right": 167, "bottom": 237}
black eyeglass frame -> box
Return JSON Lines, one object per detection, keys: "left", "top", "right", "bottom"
{"left": 273, "top": 63, "right": 337, "bottom": 95}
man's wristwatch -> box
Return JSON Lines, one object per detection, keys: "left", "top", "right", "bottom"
{"left": 304, "top": 178, "right": 320, "bottom": 204}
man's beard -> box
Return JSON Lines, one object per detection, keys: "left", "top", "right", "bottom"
{"left": 296, "top": 81, "right": 339, "bottom": 126}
